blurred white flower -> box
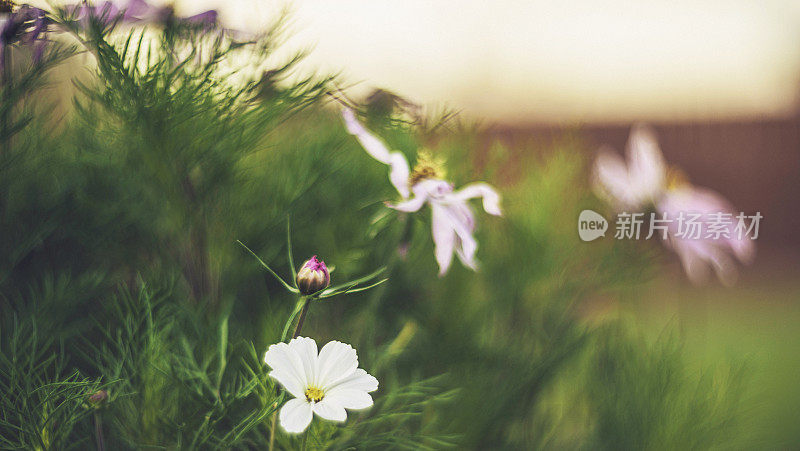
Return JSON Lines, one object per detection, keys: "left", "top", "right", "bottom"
{"left": 264, "top": 337, "right": 378, "bottom": 434}
{"left": 593, "top": 125, "right": 666, "bottom": 211}
{"left": 592, "top": 124, "right": 754, "bottom": 285}
{"left": 342, "top": 108, "right": 502, "bottom": 275}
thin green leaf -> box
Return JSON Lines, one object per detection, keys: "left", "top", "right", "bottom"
{"left": 236, "top": 240, "right": 298, "bottom": 293}
{"left": 287, "top": 216, "right": 297, "bottom": 285}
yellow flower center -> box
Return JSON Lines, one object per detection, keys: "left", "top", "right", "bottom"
{"left": 305, "top": 387, "right": 324, "bottom": 403}
{"left": 666, "top": 165, "right": 689, "bottom": 191}
{"left": 409, "top": 150, "right": 446, "bottom": 186}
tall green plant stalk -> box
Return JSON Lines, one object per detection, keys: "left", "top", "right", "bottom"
{"left": 93, "top": 412, "right": 105, "bottom": 451}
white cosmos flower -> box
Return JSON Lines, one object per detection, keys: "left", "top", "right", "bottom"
{"left": 264, "top": 337, "right": 378, "bottom": 434}
{"left": 593, "top": 124, "right": 754, "bottom": 285}
{"left": 342, "top": 108, "right": 502, "bottom": 275}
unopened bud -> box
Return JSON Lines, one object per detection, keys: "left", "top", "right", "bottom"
{"left": 296, "top": 255, "right": 330, "bottom": 295}
{"left": 88, "top": 390, "right": 108, "bottom": 407}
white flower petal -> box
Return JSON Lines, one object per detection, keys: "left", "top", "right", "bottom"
{"left": 312, "top": 398, "right": 347, "bottom": 422}
{"left": 342, "top": 108, "right": 411, "bottom": 198}
{"left": 287, "top": 337, "right": 318, "bottom": 388}
{"left": 431, "top": 204, "right": 456, "bottom": 276}
{"left": 440, "top": 203, "right": 478, "bottom": 271}
{"left": 455, "top": 234, "right": 478, "bottom": 271}
{"left": 268, "top": 369, "right": 306, "bottom": 399}
{"left": 342, "top": 108, "right": 393, "bottom": 164}
{"left": 419, "top": 179, "right": 455, "bottom": 198}
{"left": 445, "top": 199, "right": 476, "bottom": 233}
{"left": 449, "top": 182, "right": 502, "bottom": 216}
{"left": 325, "top": 368, "right": 379, "bottom": 393}
{"left": 264, "top": 342, "right": 307, "bottom": 389}
{"left": 389, "top": 179, "right": 446, "bottom": 212}
{"left": 593, "top": 148, "right": 639, "bottom": 209}
{"left": 279, "top": 398, "right": 314, "bottom": 434}
{"left": 626, "top": 124, "right": 666, "bottom": 202}
{"left": 388, "top": 195, "right": 428, "bottom": 213}
{"left": 316, "top": 341, "right": 358, "bottom": 388}
{"left": 325, "top": 389, "right": 374, "bottom": 410}
{"left": 388, "top": 152, "right": 411, "bottom": 198}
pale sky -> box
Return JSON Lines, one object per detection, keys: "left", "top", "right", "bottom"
{"left": 45, "top": 0, "right": 800, "bottom": 122}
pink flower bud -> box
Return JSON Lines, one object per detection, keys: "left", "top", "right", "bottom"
{"left": 295, "top": 255, "right": 330, "bottom": 295}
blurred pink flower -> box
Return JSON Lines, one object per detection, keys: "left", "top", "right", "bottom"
{"left": 342, "top": 108, "right": 502, "bottom": 275}
{"left": 658, "top": 186, "right": 755, "bottom": 286}
{"left": 593, "top": 124, "right": 755, "bottom": 285}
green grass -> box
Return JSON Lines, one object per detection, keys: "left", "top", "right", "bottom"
{"left": 634, "top": 266, "right": 800, "bottom": 448}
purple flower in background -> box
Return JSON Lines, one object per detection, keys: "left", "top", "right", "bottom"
{"left": 593, "top": 124, "right": 755, "bottom": 285}
{"left": 180, "top": 9, "right": 218, "bottom": 29}
{"left": 120, "top": 0, "right": 150, "bottom": 22}
{"left": 0, "top": 5, "right": 50, "bottom": 71}
{"left": 63, "top": 0, "right": 218, "bottom": 31}
{"left": 342, "top": 108, "right": 502, "bottom": 275}
{"left": 63, "top": 1, "right": 120, "bottom": 29}
{"left": 1, "top": 6, "right": 47, "bottom": 45}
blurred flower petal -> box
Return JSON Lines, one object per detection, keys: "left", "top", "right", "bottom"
{"left": 450, "top": 182, "right": 502, "bottom": 216}
{"left": 659, "top": 186, "right": 754, "bottom": 285}
{"left": 626, "top": 124, "right": 666, "bottom": 202}
{"left": 431, "top": 204, "right": 456, "bottom": 275}
{"left": 342, "top": 107, "right": 411, "bottom": 197}
{"left": 593, "top": 147, "right": 640, "bottom": 209}
{"left": 183, "top": 10, "right": 218, "bottom": 29}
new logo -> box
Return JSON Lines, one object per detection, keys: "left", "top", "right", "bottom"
{"left": 578, "top": 210, "right": 608, "bottom": 241}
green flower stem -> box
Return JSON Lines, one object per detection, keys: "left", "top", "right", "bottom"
{"left": 280, "top": 296, "right": 307, "bottom": 342}
{"left": 269, "top": 295, "right": 313, "bottom": 451}
{"left": 93, "top": 411, "right": 105, "bottom": 451}
{"left": 268, "top": 407, "right": 278, "bottom": 451}
{"left": 292, "top": 297, "right": 312, "bottom": 339}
